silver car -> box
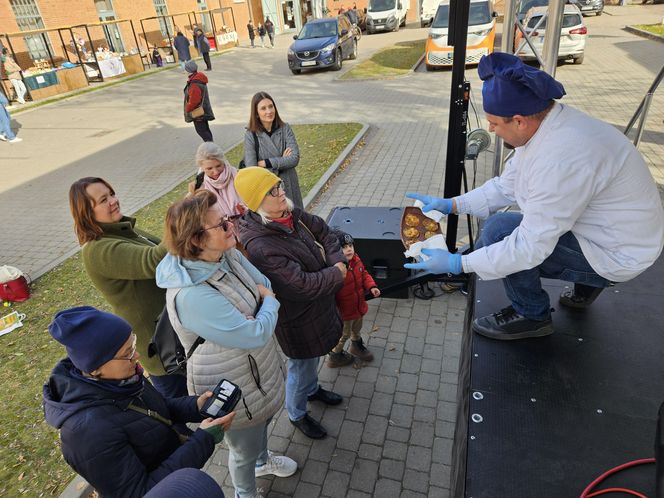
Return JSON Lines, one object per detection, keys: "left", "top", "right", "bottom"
{"left": 515, "top": 4, "right": 587, "bottom": 65}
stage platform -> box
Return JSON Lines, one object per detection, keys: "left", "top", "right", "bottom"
{"left": 452, "top": 256, "right": 664, "bottom": 498}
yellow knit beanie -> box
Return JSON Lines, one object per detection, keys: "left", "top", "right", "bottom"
{"left": 234, "top": 167, "right": 281, "bottom": 212}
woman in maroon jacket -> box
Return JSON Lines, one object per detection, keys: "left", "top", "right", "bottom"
{"left": 234, "top": 167, "right": 346, "bottom": 441}
{"left": 328, "top": 231, "right": 381, "bottom": 368}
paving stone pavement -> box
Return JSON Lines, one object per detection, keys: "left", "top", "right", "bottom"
{"left": 3, "top": 5, "right": 663, "bottom": 497}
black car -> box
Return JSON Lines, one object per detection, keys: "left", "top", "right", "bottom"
{"left": 287, "top": 17, "right": 358, "bottom": 75}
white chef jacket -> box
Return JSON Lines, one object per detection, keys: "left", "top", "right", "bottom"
{"left": 456, "top": 102, "right": 664, "bottom": 282}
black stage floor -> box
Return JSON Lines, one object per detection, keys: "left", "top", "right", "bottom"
{"left": 453, "top": 255, "right": 664, "bottom": 498}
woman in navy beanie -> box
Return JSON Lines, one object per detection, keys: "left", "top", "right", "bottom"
{"left": 43, "top": 306, "right": 234, "bottom": 498}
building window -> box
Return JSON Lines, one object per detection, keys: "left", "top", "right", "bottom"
{"left": 10, "top": 0, "right": 53, "bottom": 60}
{"left": 93, "top": 0, "right": 125, "bottom": 52}
{"left": 153, "top": 0, "right": 172, "bottom": 37}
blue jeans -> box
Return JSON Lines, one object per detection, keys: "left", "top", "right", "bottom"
{"left": 286, "top": 357, "right": 320, "bottom": 421}
{"left": 477, "top": 212, "right": 610, "bottom": 321}
{"left": 223, "top": 420, "right": 270, "bottom": 498}
{"left": 0, "top": 105, "right": 16, "bottom": 140}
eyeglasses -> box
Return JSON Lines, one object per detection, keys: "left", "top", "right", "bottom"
{"left": 201, "top": 218, "right": 230, "bottom": 233}
{"left": 267, "top": 182, "right": 284, "bottom": 197}
{"left": 113, "top": 334, "right": 137, "bottom": 361}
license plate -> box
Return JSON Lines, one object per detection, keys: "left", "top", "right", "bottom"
{"left": 375, "top": 25, "right": 385, "bottom": 30}
{"left": 301, "top": 61, "right": 316, "bottom": 66}
{"left": 581, "top": 5, "right": 593, "bottom": 9}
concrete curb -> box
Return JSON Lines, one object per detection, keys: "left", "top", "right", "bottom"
{"left": 303, "top": 122, "right": 370, "bottom": 209}
{"left": 624, "top": 24, "right": 664, "bottom": 43}
{"left": 59, "top": 475, "right": 93, "bottom": 498}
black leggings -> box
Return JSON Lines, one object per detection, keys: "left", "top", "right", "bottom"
{"left": 194, "top": 120, "right": 213, "bottom": 142}
{"left": 202, "top": 52, "right": 211, "bottom": 70}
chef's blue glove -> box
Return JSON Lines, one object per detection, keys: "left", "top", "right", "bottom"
{"left": 404, "top": 248, "right": 463, "bottom": 275}
{"left": 405, "top": 192, "right": 454, "bottom": 215}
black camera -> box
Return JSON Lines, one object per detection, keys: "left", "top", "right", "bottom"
{"left": 200, "top": 379, "right": 242, "bottom": 419}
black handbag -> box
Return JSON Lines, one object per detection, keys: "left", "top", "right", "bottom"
{"left": 148, "top": 306, "right": 205, "bottom": 376}
{"left": 238, "top": 131, "right": 259, "bottom": 169}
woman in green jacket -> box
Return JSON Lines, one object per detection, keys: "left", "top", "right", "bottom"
{"left": 69, "top": 177, "right": 187, "bottom": 398}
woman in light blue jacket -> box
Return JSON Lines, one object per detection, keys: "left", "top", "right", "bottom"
{"left": 156, "top": 190, "right": 297, "bottom": 498}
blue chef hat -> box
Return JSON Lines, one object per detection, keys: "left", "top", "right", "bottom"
{"left": 48, "top": 306, "right": 132, "bottom": 373}
{"left": 478, "top": 52, "right": 566, "bottom": 117}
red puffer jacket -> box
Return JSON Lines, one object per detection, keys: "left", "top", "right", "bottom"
{"left": 335, "top": 253, "right": 377, "bottom": 321}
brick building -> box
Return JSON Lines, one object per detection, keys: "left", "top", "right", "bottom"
{"left": 0, "top": 0, "right": 253, "bottom": 68}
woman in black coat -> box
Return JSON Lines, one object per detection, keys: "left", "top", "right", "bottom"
{"left": 234, "top": 167, "right": 346, "bottom": 440}
{"left": 43, "top": 306, "right": 234, "bottom": 498}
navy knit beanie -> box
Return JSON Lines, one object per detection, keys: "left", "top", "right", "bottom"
{"left": 48, "top": 306, "right": 132, "bottom": 373}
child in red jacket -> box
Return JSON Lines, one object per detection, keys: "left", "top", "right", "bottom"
{"left": 327, "top": 232, "right": 381, "bottom": 368}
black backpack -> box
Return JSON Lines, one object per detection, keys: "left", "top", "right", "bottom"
{"left": 148, "top": 305, "right": 205, "bottom": 376}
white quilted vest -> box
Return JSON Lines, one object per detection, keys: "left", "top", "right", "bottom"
{"left": 166, "top": 251, "right": 285, "bottom": 429}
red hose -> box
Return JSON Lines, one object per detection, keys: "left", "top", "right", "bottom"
{"left": 579, "top": 458, "right": 655, "bottom": 498}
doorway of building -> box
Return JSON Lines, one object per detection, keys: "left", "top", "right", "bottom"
{"left": 300, "top": 0, "right": 313, "bottom": 24}
{"left": 281, "top": 0, "right": 297, "bottom": 29}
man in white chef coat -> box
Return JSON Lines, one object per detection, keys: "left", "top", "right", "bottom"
{"left": 406, "top": 52, "right": 664, "bottom": 341}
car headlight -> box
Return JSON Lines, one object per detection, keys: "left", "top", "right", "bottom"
{"left": 431, "top": 33, "right": 445, "bottom": 39}
{"left": 288, "top": 48, "right": 295, "bottom": 56}
{"left": 366, "top": 15, "right": 372, "bottom": 22}
{"left": 388, "top": 15, "right": 396, "bottom": 23}
{"left": 322, "top": 43, "right": 336, "bottom": 53}
{"left": 472, "top": 29, "right": 491, "bottom": 37}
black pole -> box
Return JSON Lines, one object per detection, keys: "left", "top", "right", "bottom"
{"left": 67, "top": 28, "right": 89, "bottom": 84}
{"left": 84, "top": 25, "right": 103, "bottom": 82}
{"left": 140, "top": 19, "right": 149, "bottom": 66}
{"left": 443, "top": 0, "right": 471, "bottom": 253}
{"left": 56, "top": 29, "right": 70, "bottom": 62}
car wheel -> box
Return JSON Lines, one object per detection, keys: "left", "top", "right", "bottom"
{"left": 333, "top": 49, "right": 343, "bottom": 70}
{"left": 291, "top": 68, "right": 301, "bottom": 74}
{"left": 573, "top": 54, "right": 584, "bottom": 65}
{"left": 596, "top": 10, "right": 602, "bottom": 15}
{"left": 349, "top": 40, "right": 358, "bottom": 60}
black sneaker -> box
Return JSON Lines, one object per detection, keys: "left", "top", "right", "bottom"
{"left": 559, "top": 284, "right": 605, "bottom": 309}
{"left": 307, "top": 386, "right": 343, "bottom": 405}
{"left": 473, "top": 306, "right": 553, "bottom": 340}
{"left": 290, "top": 413, "right": 327, "bottom": 439}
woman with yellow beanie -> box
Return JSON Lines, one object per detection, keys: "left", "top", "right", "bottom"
{"left": 234, "top": 167, "right": 347, "bottom": 439}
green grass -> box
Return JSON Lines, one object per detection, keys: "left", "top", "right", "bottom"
{"left": 634, "top": 24, "right": 664, "bottom": 36}
{"left": 341, "top": 39, "right": 426, "bottom": 80}
{"left": 0, "top": 121, "right": 361, "bottom": 497}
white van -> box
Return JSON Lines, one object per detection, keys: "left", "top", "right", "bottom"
{"left": 366, "top": 0, "right": 409, "bottom": 33}
{"left": 425, "top": 0, "right": 496, "bottom": 69}
{"left": 421, "top": 0, "right": 440, "bottom": 27}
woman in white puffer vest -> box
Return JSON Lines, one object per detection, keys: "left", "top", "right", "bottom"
{"left": 156, "top": 190, "right": 297, "bottom": 498}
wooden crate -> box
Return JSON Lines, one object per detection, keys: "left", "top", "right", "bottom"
{"left": 121, "top": 54, "right": 144, "bottom": 75}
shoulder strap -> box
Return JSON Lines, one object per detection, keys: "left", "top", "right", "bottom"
{"left": 298, "top": 220, "right": 326, "bottom": 262}
{"left": 126, "top": 401, "right": 189, "bottom": 443}
{"left": 252, "top": 131, "right": 259, "bottom": 159}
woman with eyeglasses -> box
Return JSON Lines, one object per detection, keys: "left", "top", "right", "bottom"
{"left": 156, "top": 190, "right": 296, "bottom": 498}
{"left": 43, "top": 306, "right": 234, "bottom": 498}
{"left": 234, "top": 168, "right": 347, "bottom": 440}
{"left": 69, "top": 177, "right": 187, "bottom": 400}
{"left": 189, "top": 142, "right": 246, "bottom": 219}
{"left": 243, "top": 91, "right": 304, "bottom": 209}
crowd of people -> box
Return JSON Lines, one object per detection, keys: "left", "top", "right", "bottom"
{"left": 42, "top": 52, "right": 664, "bottom": 497}
{"left": 46, "top": 86, "right": 379, "bottom": 497}
{"left": 246, "top": 17, "right": 276, "bottom": 49}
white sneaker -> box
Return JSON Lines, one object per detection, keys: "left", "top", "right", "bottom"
{"left": 0, "top": 135, "right": 7, "bottom": 142}
{"left": 254, "top": 451, "right": 297, "bottom": 477}
{"left": 17, "top": 99, "right": 26, "bottom": 104}
{"left": 8, "top": 137, "right": 22, "bottom": 143}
